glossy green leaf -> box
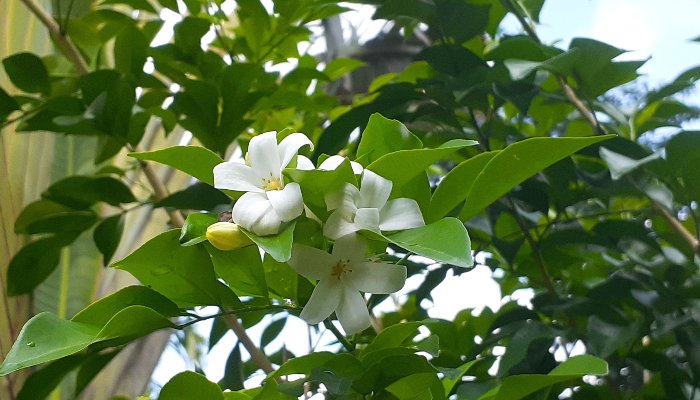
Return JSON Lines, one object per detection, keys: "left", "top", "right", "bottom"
{"left": 71, "top": 286, "right": 180, "bottom": 326}
{"left": 442, "top": 360, "right": 479, "bottom": 396}
{"left": 360, "top": 321, "right": 423, "bottom": 359}
{"left": 180, "top": 212, "right": 219, "bottom": 246}
{"left": 381, "top": 218, "right": 473, "bottom": 268}
{"left": 2, "top": 52, "right": 50, "bottom": 94}
{"left": 155, "top": 182, "right": 231, "bottom": 210}
{"left": 16, "top": 354, "right": 84, "bottom": 400}
{"left": 207, "top": 244, "right": 268, "bottom": 298}
{"left": 129, "top": 146, "right": 224, "bottom": 185}
{"left": 428, "top": 151, "right": 498, "bottom": 222}
{"left": 367, "top": 139, "right": 477, "bottom": 187}
{"left": 93, "top": 214, "right": 125, "bottom": 266}
{"left": 113, "top": 229, "right": 240, "bottom": 308}
{"left": 480, "top": 355, "right": 608, "bottom": 400}
{"left": 15, "top": 199, "right": 97, "bottom": 235}
{"left": 599, "top": 147, "right": 661, "bottom": 180}
{"left": 458, "top": 136, "right": 614, "bottom": 221}
{"left": 285, "top": 159, "right": 356, "bottom": 217}
{"left": 42, "top": 176, "right": 136, "bottom": 209}
{"left": 356, "top": 113, "right": 423, "bottom": 166}
{"left": 386, "top": 372, "right": 445, "bottom": 400}
{"left": 241, "top": 222, "right": 296, "bottom": 263}
{"left": 159, "top": 371, "right": 224, "bottom": 400}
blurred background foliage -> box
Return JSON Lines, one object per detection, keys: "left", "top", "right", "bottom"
{"left": 0, "top": 0, "right": 699, "bottom": 399}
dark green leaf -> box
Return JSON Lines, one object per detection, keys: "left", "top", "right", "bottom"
{"left": 16, "top": 354, "right": 84, "bottom": 400}
{"left": 220, "top": 343, "right": 245, "bottom": 391}
{"left": 42, "top": 176, "right": 136, "bottom": 209}
{"left": 0, "top": 87, "right": 20, "bottom": 121}
{"left": 15, "top": 199, "right": 97, "bottom": 235}
{"left": 7, "top": 237, "right": 65, "bottom": 296}
{"left": 2, "top": 52, "right": 51, "bottom": 94}
{"left": 93, "top": 214, "right": 124, "bottom": 266}
{"left": 360, "top": 321, "right": 423, "bottom": 359}
{"left": 173, "top": 17, "right": 212, "bottom": 56}
{"left": 385, "top": 372, "right": 445, "bottom": 400}
{"left": 129, "top": 146, "right": 224, "bottom": 186}
{"left": 71, "top": 285, "right": 180, "bottom": 326}
{"left": 435, "top": 0, "right": 489, "bottom": 43}
{"left": 268, "top": 352, "right": 336, "bottom": 380}
{"left": 114, "top": 24, "right": 149, "bottom": 76}
{"left": 155, "top": 182, "right": 231, "bottom": 210}
{"left": 261, "top": 317, "right": 286, "bottom": 349}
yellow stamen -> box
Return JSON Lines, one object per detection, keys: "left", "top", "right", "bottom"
{"left": 331, "top": 259, "right": 352, "bottom": 280}
{"left": 261, "top": 177, "right": 283, "bottom": 191}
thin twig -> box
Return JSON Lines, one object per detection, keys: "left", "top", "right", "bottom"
{"left": 19, "top": 0, "right": 89, "bottom": 75}
{"left": 323, "top": 319, "right": 355, "bottom": 352}
{"left": 652, "top": 203, "right": 699, "bottom": 252}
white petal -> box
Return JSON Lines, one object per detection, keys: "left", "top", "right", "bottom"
{"left": 232, "top": 192, "right": 282, "bottom": 236}
{"left": 354, "top": 207, "right": 380, "bottom": 232}
{"left": 348, "top": 262, "right": 407, "bottom": 294}
{"left": 336, "top": 285, "right": 371, "bottom": 335}
{"left": 266, "top": 182, "right": 304, "bottom": 222}
{"left": 213, "top": 162, "right": 264, "bottom": 192}
{"left": 248, "top": 131, "right": 282, "bottom": 180}
{"left": 299, "top": 279, "right": 341, "bottom": 325}
{"left": 379, "top": 198, "right": 425, "bottom": 231}
{"left": 324, "top": 211, "right": 359, "bottom": 240}
{"left": 331, "top": 234, "right": 367, "bottom": 264}
{"left": 349, "top": 161, "right": 364, "bottom": 174}
{"left": 325, "top": 183, "right": 360, "bottom": 211}
{"left": 289, "top": 244, "right": 335, "bottom": 280}
{"left": 359, "top": 170, "right": 392, "bottom": 209}
{"left": 318, "top": 156, "right": 364, "bottom": 174}
{"left": 278, "top": 132, "right": 313, "bottom": 169}
{"left": 295, "top": 155, "right": 315, "bottom": 170}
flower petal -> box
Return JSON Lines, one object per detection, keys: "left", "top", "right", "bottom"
{"left": 336, "top": 285, "right": 371, "bottom": 335}
{"left": 324, "top": 210, "right": 359, "bottom": 240}
{"left": 354, "top": 207, "right": 380, "bottom": 232}
{"left": 289, "top": 244, "right": 335, "bottom": 280}
{"left": 213, "top": 162, "right": 263, "bottom": 192}
{"left": 278, "top": 132, "right": 313, "bottom": 169}
{"left": 319, "top": 156, "right": 364, "bottom": 174}
{"left": 299, "top": 279, "right": 341, "bottom": 325}
{"left": 248, "top": 131, "right": 282, "bottom": 180}
{"left": 348, "top": 262, "right": 407, "bottom": 294}
{"left": 379, "top": 198, "right": 425, "bottom": 231}
{"left": 266, "top": 182, "right": 304, "bottom": 222}
{"left": 331, "top": 234, "right": 367, "bottom": 263}
{"left": 232, "top": 192, "right": 282, "bottom": 236}
{"left": 325, "top": 183, "right": 360, "bottom": 211}
{"left": 359, "top": 170, "right": 392, "bottom": 209}
{"left": 295, "top": 155, "right": 315, "bottom": 170}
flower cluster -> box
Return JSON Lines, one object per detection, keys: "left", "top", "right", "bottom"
{"left": 212, "top": 130, "right": 425, "bottom": 334}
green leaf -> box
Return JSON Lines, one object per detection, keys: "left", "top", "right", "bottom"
{"left": 155, "top": 182, "right": 231, "bottom": 210}
{"left": 7, "top": 237, "right": 65, "bottom": 296}
{"left": 129, "top": 146, "right": 224, "bottom": 185}
{"left": 180, "top": 212, "right": 219, "bottom": 246}
{"left": 42, "top": 175, "right": 136, "bottom": 209}
{"left": 360, "top": 321, "right": 423, "bottom": 359}
{"left": 356, "top": 114, "right": 423, "bottom": 166}
{"left": 220, "top": 343, "right": 245, "bottom": 391}
{"left": 458, "top": 136, "right": 614, "bottom": 221}
{"left": 100, "top": 0, "right": 158, "bottom": 13}
{"left": 114, "top": 24, "right": 148, "bottom": 76}
{"left": 14, "top": 199, "right": 97, "bottom": 235}
{"left": 241, "top": 222, "right": 296, "bottom": 263}
{"left": 285, "top": 159, "right": 356, "bottom": 217}
{"left": 16, "top": 354, "right": 85, "bottom": 400}
{"left": 442, "top": 360, "right": 478, "bottom": 396}
{"left": 93, "top": 214, "right": 125, "bottom": 266}
{"left": 207, "top": 244, "right": 268, "bottom": 298}
{"left": 173, "top": 17, "right": 212, "bottom": 56}
{"left": 379, "top": 218, "right": 473, "bottom": 268}
{"left": 323, "top": 58, "right": 366, "bottom": 81}
{"left": 435, "top": 0, "right": 489, "bottom": 44}
{"left": 386, "top": 372, "right": 445, "bottom": 400}
{"left": 261, "top": 317, "right": 286, "bottom": 349}
{"left": 482, "top": 355, "right": 608, "bottom": 400}
{"left": 2, "top": 52, "right": 51, "bottom": 94}
{"left": 599, "top": 147, "right": 661, "bottom": 180}
{"left": 0, "top": 313, "right": 100, "bottom": 376}
{"left": 268, "top": 352, "right": 336, "bottom": 380}
{"left": 113, "top": 229, "right": 240, "bottom": 308}
{"left": 0, "top": 87, "right": 20, "bottom": 120}
{"left": 71, "top": 285, "right": 180, "bottom": 326}
{"left": 159, "top": 371, "right": 224, "bottom": 400}
{"left": 428, "top": 151, "right": 498, "bottom": 222}
{"left": 367, "top": 139, "right": 478, "bottom": 187}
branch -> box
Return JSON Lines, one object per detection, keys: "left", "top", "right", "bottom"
{"left": 223, "top": 313, "right": 276, "bottom": 374}
{"left": 19, "top": 0, "right": 89, "bottom": 75}
{"left": 652, "top": 203, "right": 700, "bottom": 252}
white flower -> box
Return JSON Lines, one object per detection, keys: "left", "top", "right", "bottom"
{"left": 289, "top": 234, "right": 406, "bottom": 334}
{"left": 213, "top": 131, "right": 312, "bottom": 236}
{"left": 296, "top": 155, "right": 364, "bottom": 174}
{"left": 323, "top": 170, "right": 425, "bottom": 240}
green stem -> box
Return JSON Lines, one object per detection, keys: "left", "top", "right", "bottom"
{"left": 177, "top": 304, "right": 298, "bottom": 329}
{"left": 323, "top": 319, "right": 355, "bottom": 352}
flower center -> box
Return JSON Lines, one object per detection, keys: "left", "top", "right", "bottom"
{"left": 261, "top": 177, "right": 283, "bottom": 191}
{"left": 330, "top": 259, "right": 352, "bottom": 280}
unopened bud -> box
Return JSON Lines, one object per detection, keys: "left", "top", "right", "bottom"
{"left": 206, "top": 222, "right": 253, "bottom": 251}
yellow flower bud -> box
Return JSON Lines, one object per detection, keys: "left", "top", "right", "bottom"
{"left": 206, "top": 222, "right": 253, "bottom": 251}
